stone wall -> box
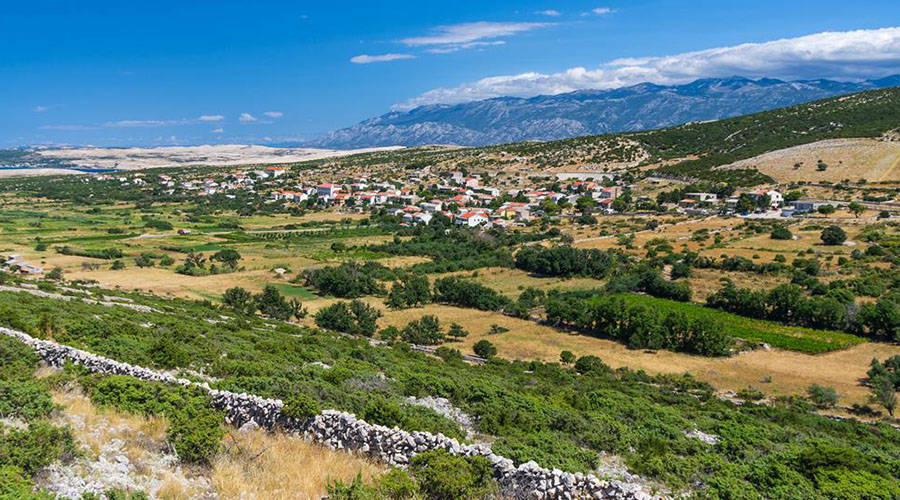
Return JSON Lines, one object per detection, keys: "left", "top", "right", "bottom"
{"left": 1, "top": 326, "right": 658, "bottom": 500}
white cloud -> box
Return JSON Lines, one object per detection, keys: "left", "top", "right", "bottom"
{"left": 198, "top": 114, "right": 224, "bottom": 122}
{"left": 211, "top": 128, "right": 224, "bottom": 133}
{"left": 425, "top": 41, "right": 505, "bottom": 54}
{"left": 395, "top": 27, "right": 900, "bottom": 109}
{"left": 104, "top": 119, "right": 190, "bottom": 128}
{"left": 239, "top": 112, "right": 258, "bottom": 122}
{"left": 536, "top": 10, "right": 561, "bottom": 17}
{"left": 400, "top": 21, "right": 550, "bottom": 50}
{"left": 33, "top": 106, "right": 48, "bottom": 112}
{"left": 351, "top": 53, "right": 416, "bottom": 64}
{"left": 591, "top": 7, "right": 613, "bottom": 15}
{"left": 263, "top": 111, "right": 284, "bottom": 118}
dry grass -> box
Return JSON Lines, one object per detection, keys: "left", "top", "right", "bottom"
{"left": 424, "top": 312, "right": 900, "bottom": 405}
{"left": 721, "top": 138, "right": 900, "bottom": 183}
{"left": 52, "top": 385, "right": 169, "bottom": 458}
{"left": 211, "top": 428, "right": 384, "bottom": 500}
{"left": 50, "top": 384, "right": 212, "bottom": 500}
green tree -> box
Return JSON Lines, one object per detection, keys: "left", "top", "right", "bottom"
{"left": 473, "top": 340, "right": 497, "bottom": 358}
{"left": 575, "top": 196, "right": 597, "bottom": 215}
{"left": 211, "top": 249, "right": 242, "bottom": 268}
{"left": 254, "top": 285, "right": 293, "bottom": 320}
{"left": 559, "top": 350, "right": 575, "bottom": 365}
{"left": 848, "top": 201, "right": 865, "bottom": 218}
{"left": 46, "top": 267, "right": 64, "bottom": 281}
{"left": 402, "top": 315, "right": 444, "bottom": 345}
{"left": 447, "top": 323, "right": 469, "bottom": 340}
{"left": 870, "top": 376, "right": 897, "bottom": 417}
{"left": 821, "top": 226, "right": 847, "bottom": 246}
{"left": 223, "top": 287, "right": 254, "bottom": 315}
{"left": 387, "top": 275, "right": 432, "bottom": 309}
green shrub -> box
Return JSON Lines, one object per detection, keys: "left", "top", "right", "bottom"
{"left": 410, "top": 450, "right": 497, "bottom": 500}
{"left": 0, "top": 422, "right": 76, "bottom": 475}
{"left": 0, "top": 466, "right": 53, "bottom": 499}
{"left": 282, "top": 393, "right": 320, "bottom": 420}
{"left": 807, "top": 384, "right": 838, "bottom": 409}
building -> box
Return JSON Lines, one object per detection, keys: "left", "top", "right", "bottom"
{"left": 792, "top": 200, "right": 839, "bottom": 213}
{"left": 748, "top": 189, "right": 783, "bottom": 209}
{"left": 455, "top": 212, "right": 489, "bottom": 227}
{"left": 266, "top": 166, "right": 286, "bottom": 178}
{"left": 684, "top": 192, "right": 718, "bottom": 203}
{"left": 316, "top": 183, "right": 340, "bottom": 197}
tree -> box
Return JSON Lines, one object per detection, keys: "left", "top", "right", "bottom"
{"left": 315, "top": 300, "right": 381, "bottom": 336}
{"left": 211, "top": 249, "right": 242, "bottom": 268}
{"left": 223, "top": 286, "right": 254, "bottom": 315}
{"left": 870, "top": 376, "right": 897, "bottom": 417}
{"left": 387, "top": 275, "right": 432, "bottom": 309}
{"left": 559, "top": 350, "right": 575, "bottom": 365}
{"left": 46, "top": 267, "right": 64, "bottom": 281}
{"left": 575, "top": 196, "right": 597, "bottom": 215}
{"left": 447, "top": 323, "right": 469, "bottom": 340}
{"left": 401, "top": 315, "right": 444, "bottom": 345}
{"left": 254, "top": 285, "right": 293, "bottom": 320}
{"left": 848, "top": 201, "right": 865, "bottom": 218}
{"left": 820, "top": 226, "right": 847, "bottom": 246}
{"left": 330, "top": 242, "right": 347, "bottom": 253}
{"left": 473, "top": 340, "right": 497, "bottom": 358}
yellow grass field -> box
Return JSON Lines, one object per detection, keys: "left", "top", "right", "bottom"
{"left": 50, "top": 383, "right": 383, "bottom": 500}
{"left": 721, "top": 138, "right": 900, "bottom": 183}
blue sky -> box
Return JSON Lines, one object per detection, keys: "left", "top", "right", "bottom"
{"left": 3, "top": 0, "right": 900, "bottom": 147}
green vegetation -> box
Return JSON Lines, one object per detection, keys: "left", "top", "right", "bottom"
{"left": 1, "top": 283, "right": 896, "bottom": 497}
{"left": 610, "top": 293, "right": 863, "bottom": 353}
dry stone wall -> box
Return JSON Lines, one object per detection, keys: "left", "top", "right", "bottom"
{"left": 1, "top": 326, "right": 659, "bottom": 500}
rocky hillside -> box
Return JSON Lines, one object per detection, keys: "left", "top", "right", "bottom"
{"left": 310, "top": 76, "right": 900, "bottom": 148}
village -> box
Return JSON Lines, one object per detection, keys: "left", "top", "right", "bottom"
{"left": 84, "top": 162, "right": 886, "bottom": 235}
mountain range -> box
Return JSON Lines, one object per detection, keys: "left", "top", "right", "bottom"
{"left": 308, "top": 75, "right": 900, "bottom": 149}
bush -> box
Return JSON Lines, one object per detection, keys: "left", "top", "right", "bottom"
{"left": 0, "top": 465, "right": 54, "bottom": 499}
{"left": 0, "top": 422, "right": 76, "bottom": 475}
{"left": 282, "top": 393, "right": 320, "bottom": 420}
{"left": 168, "top": 404, "right": 223, "bottom": 463}
{"left": 821, "top": 226, "right": 847, "bottom": 246}
{"left": 807, "top": 383, "right": 838, "bottom": 408}
{"left": 473, "top": 340, "right": 497, "bottom": 358}
{"left": 574, "top": 355, "right": 611, "bottom": 375}
{"left": 410, "top": 450, "right": 497, "bottom": 500}
{"left": 771, "top": 226, "right": 793, "bottom": 240}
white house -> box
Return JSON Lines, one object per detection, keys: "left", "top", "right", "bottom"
{"left": 455, "top": 212, "right": 488, "bottom": 227}
{"left": 316, "top": 183, "right": 340, "bottom": 197}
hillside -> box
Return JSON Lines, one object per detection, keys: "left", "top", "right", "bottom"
{"left": 306, "top": 86, "right": 900, "bottom": 186}
{"left": 309, "top": 76, "right": 900, "bottom": 149}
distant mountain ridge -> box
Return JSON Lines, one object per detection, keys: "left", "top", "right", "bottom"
{"left": 309, "top": 75, "right": 900, "bottom": 149}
